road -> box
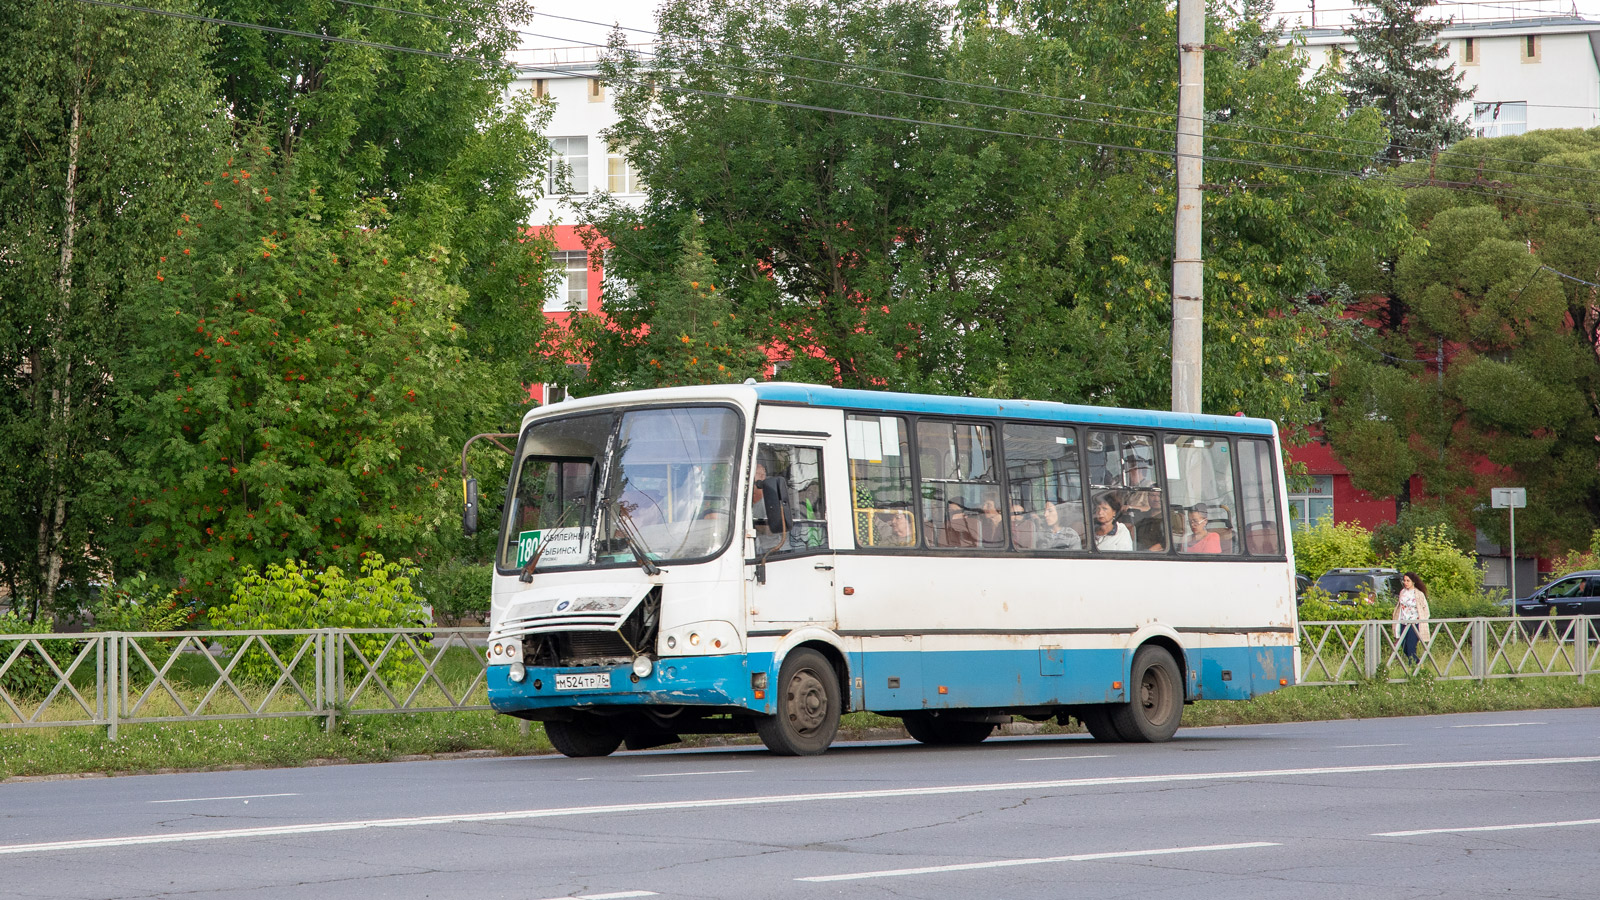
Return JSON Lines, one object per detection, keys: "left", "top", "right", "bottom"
{"left": 2, "top": 709, "right": 1597, "bottom": 899}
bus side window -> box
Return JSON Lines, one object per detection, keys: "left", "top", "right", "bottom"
{"left": 1087, "top": 430, "right": 1168, "bottom": 552}
{"left": 916, "top": 420, "right": 1003, "bottom": 549}
{"left": 1003, "top": 423, "right": 1086, "bottom": 552}
{"left": 1164, "top": 434, "right": 1239, "bottom": 555}
{"left": 1238, "top": 438, "right": 1283, "bottom": 555}
{"left": 846, "top": 415, "right": 916, "bottom": 548}
{"left": 752, "top": 444, "right": 829, "bottom": 555}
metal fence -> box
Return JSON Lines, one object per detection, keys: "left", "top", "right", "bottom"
{"left": 0, "top": 627, "right": 489, "bottom": 739}
{"left": 4, "top": 617, "right": 1595, "bottom": 737}
{"left": 1298, "top": 615, "right": 1597, "bottom": 685}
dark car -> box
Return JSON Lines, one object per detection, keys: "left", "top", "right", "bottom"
{"left": 1312, "top": 567, "right": 1402, "bottom": 606}
{"left": 1512, "top": 570, "right": 1600, "bottom": 639}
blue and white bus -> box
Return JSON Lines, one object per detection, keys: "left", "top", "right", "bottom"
{"left": 471, "top": 383, "right": 1298, "bottom": 756}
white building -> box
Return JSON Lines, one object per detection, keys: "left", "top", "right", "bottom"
{"left": 1293, "top": 15, "right": 1600, "bottom": 136}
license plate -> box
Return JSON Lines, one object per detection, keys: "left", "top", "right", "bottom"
{"left": 554, "top": 672, "right": 611, "bottom": 691}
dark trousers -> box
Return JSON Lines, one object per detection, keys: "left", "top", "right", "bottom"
{"left": 1399, "top": 624, "right": 1419, "bottom": 662}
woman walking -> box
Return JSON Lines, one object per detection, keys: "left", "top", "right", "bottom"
{"left": 1394, "top": 572, "right": 1431, "bottom": 664}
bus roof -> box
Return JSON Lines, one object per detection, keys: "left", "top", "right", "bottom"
{"left": 752, "top": 383, "right": 1278, "bottom": 437}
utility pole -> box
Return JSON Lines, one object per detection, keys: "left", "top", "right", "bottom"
{"left": 1172, "top": 0, "right": 1206, "bottom": 414}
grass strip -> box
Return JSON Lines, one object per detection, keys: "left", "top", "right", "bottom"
{"left": 4, "top": 675, "right": 1598, "bottom": 781}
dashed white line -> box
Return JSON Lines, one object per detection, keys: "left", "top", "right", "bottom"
{"left": 531, "top": 883, "right": 656, "bottom": 890}
{"left": 1017, "top": 755, "right": 1113, "bottom": 761}
{"left": 637, "top": 769, "right": 751, "bottom": 778}
{"left": 1376, "top": 818, "right": 1600, "bottom": 837}
{"left": 796, "top": 841, "right": 1280, "bottom": 882}
{"left": 1334, "top": 744, "right": 1407, "bottom": 749}
{"left": 148, "top": 793, "right": 299, "bottom": 804}
{"left": 1449, "top": 722, "right": 1545, "bottom": 728}
{"left": 534, "top": 892, "right": 658, "bottom": 900}
{"left": 5, "top": 755, "right": 1597, "bottom": 856}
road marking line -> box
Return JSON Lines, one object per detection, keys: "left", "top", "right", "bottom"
{"left": 1449, "top": 722, "right": 1544, "bottom": 728}
{"left": 535, "top": 892, "right": 658, "bottom": 900}
{"left": 1334, "top": 744, "right": 1407, "bottom": 749}
{"left": 1376, "top": 818, "right": 1600, "bottom": 837}
{"left": 149, "top": 793, "right": 300, "bottom": 804}
{"left": 1017, "top": 755, "right": 1113, "bottom": 761}
{"left": 4, "top": 755, "right": 1597, "bottom": 856}
{"left": 796, "top": 841, "right": 1280, "bottom": 882}
{"left": 638, "top": 770, "right": 751, "bottom": 778}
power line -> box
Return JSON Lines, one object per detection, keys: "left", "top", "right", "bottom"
{"left": 70, "top": 0, "right": 1600, "bottom": 214}
{"left": 525, "top": 7, "right": 1600, "bottom": 183}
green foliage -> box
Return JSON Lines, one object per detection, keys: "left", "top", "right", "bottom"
{"left": 1292, "top": 516, "right": 1377, "bottom": 577}
{"left": 1389, "top": 524, "right": 1482, "bottom": 610}
{"left": 0, "top": 0, "right": 224, "bottom": 620}
{"left": 211, "top": 554, "right": 428, "bottom": 685}
{"left": 0, "top": 612, "right": 75, "bottom": 699}
{"left": 582, "top": 0, "right": 1406, "bottom": 432}
{"left": 1549, "top": 530, "right": 1600, "bottom": 580}
{"left": 630, "top": 219, "right": 770, "bottom": 387}
{"left": 1372, "top": 502, "right": 1474, "bottom": 559}
{"left": 1329, "top": 130, "right": 1600, "bottom": 557}
{"left": 88, "top": 573, "right": 191, "bottom": 633}
{"left": 111, "top": 155, "right": 517, "bottom": 601}
{"left": 419, "top": 558, "right": 493, "bottom": 624}
{"left": 1340, "top": 0, "right": 1471, "bottom": 163}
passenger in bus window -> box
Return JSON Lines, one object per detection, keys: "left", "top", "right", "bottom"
{"left": 1009, "top": 502, "right": 1036, "bottom": 549}
{"left": 943, "top": 499, "right": 976, "bottom": 547}
{"left": 877, "top": 510, "right": 916, "bottom": 547}
{"left": 1092, "top": 493, "right": 1133, "bottom": 552}
{"left": 977, "top": 495, "right": 1006, "bottom": 548}
{"left": 1182, "top": 505, "right": 1222, "bottom": 554}
{"left": 1037, "top": 501, "right": 1082, "bottom": 550}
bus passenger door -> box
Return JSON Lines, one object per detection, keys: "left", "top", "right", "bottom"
{"left": 746, "top": 441, "right": 837, "bottom": 628}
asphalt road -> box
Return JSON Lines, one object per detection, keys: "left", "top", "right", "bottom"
{"left": 3, "top": 709, "right": 1598, "bottom": 900}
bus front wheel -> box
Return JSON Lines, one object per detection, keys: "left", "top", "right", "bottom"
{"left": 1109, "top": 645, "right": 1183, "bottom": 743}
{"left": 544, "top": 716, "right": 623, "bottom": 758}
{"left": 756, "top": 648, "right": 840, "bottom": 756}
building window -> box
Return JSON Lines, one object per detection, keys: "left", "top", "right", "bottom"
{"left": 607, "top": 152, "right": 642, "bottom": 194}
{"left": 588, "top": 77, "right": 605, "bottom": 102}
{"left": 545, "top": 251, "right": 589, "bottom": 313}
{"left": 548, "top": 136, "right": 589, "bottom": 194}
{"left": 1474, "top": 101, "right": 1527, "bottom": 138}
{"left": 1463, "top": 37, "right": 1476, "bottom": 65}
{"left": 531, "top": 78, "right": 548, "bottom": 98}
{"left": 1287, "top": 475, "right": 1334, "bottom": 532}
{"left": 1522, "top": 34, "right": 1541, "bottom": 63}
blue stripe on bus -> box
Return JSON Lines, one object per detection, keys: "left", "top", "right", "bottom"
{"left": 488, "top": 645, "right": 1294, "bottom": 716}
{"left": 750, "top": 383, "right": 1277, "bottom": 436}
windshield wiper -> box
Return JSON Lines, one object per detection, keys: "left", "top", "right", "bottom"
{"left": 607, "top": 494, "right": 663, "bottom": 576}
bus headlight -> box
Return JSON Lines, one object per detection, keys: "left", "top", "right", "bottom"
{"left": 632, "top": 655, "right": 654, "bottom": 679}
{"left": 508, "top": 662, "right": 527, "bottom": 683}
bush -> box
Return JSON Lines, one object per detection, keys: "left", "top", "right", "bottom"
{"left": 1293, "top": 515, "right": 1377, "bottom": 577}
{"left": 1388, "top": 524, "right": 1483, "bottom": 614}
{"left": 210, "top": 554, "right": 429, "bottom": 686}
{"left": 1373, "top": 503, "right": 1475, "bottom": 558}
{"left": 1549, "top": 529, "right": 1600, "bottom": 580}
{"left": 88, "top": 573, "right": 191, "bottom": 633}
{"left": 0, "top": 613, "right": 73, "bottom": 700}
{"left": 418, "top": 558, "right": 492, "bottom": 624}
{"left": 1296, "top": 588, "right": 1386, "bottom": 659}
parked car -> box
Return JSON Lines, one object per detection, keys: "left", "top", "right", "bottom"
{"left": 1312, "top": 567, "right": 1402, "bottom": 606}
{"left": 1295, "top": 574, "right": 1313, "bottom": 597}
{"left": 1511, "top": 570, "right": 1600, "bottom": 640}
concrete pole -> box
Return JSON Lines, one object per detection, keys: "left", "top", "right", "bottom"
{"left": 1172, "top": 0, "right": 1206, "bottom": 414}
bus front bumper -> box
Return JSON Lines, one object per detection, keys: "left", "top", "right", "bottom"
{"left": 487, "top": 653, "right": 768, "bottom": 717}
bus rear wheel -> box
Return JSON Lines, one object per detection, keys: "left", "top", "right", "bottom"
{"left": 544, "top": 716, "right": 623, "bottom": 758}
{"left": 756, "top": 648, "right": 840, "bottom": 756}
{"left": 1109, "top": 645, "right": 1183, "bottom": 743}
{"left": 902, "top": 712, "right": 995, "bottom": 746}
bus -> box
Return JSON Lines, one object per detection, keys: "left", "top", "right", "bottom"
{"left": 468, "top": 382, "right": 1298, "bottom": 757}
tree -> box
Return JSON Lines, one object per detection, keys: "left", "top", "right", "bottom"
{"left": 111, "top": 156, "right": 507, "bottom": 601}
{"left": 580, "top": 0, "right": 1406, "bottom": 437}
{"left": 629, "top": 220, "right": 770, "bottom": 387}
{"left": 1327, "top": 130, "right": 1600, "bottom": 556}
{"left": 1341, "top": 0, "right": 1471, "bottom": 164}
{"left": 0, "top": 0, "right": 224, "bottom": 620}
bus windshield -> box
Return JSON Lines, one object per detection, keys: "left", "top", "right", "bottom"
{"left": 499, "top": 406, "right": 742, "bottom": 572}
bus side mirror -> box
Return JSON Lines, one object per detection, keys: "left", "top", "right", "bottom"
{"left": 463, "top": 478, "right": 479, "bottom": 536}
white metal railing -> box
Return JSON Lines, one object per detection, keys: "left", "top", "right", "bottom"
{"left": 1, "top": 628, "right": 489, "bottom": 739}
{"left": 1297, "top": 615, "right": 1595, "bottom": 685}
